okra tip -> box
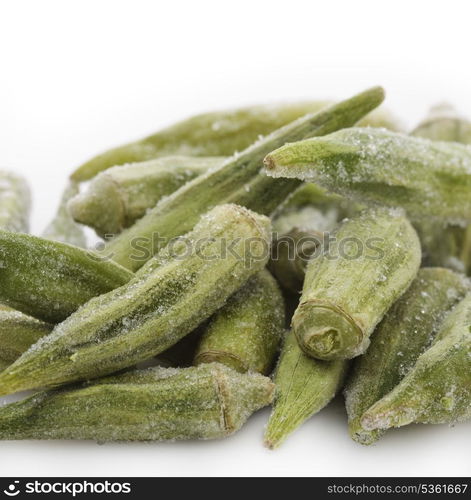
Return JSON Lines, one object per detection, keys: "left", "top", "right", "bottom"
{"left": 292, "top": 300, "right": 364, "bottom": 360}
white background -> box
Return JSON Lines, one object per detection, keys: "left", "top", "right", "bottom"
{"left": 1, "top": 0, "right": 470, "bottom": 477}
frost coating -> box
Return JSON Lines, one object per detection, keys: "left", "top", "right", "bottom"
{"left": 0, "top": 170, "right": 31, "bottom": 233}
{"left": 292, "top": 208, "right": 421, "bottom": 360}
{"left": 264, "top": 330, "right": 347, "bottom": 449}
{"left": 344, "top": 268, "right": 470, "bottom": 445}
{"left": 70, "top": 101, "right": 331, "bottom": 182}
{"left": 0, "top": 230, "right": 133, "bottom": 323}
{"left": 102, "top": 87, "right": 385, "bottom": 271}
{"left": 194, "top": 269, "right": 285, "bottom": 374}
{"left": 0, "top": 204, "right": 271, "bottom": 395}
{"left": 42, "top": 181, "right": 87, "bottom": 247}
{"left": 264, "top": 127, "right": 471, "bottom": 224}
{"left": 69, "top": 156, "right": 226, "bottom": 237}
{"left": 361, "top": 293, "right": 471, "bottom": 431}
{"left": 0, "top": 363, "right": 274, "bottom": 441}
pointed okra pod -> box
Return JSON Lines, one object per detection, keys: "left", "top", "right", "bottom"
{"left": 411, "top": 103, "right": 471, "bottom": 144}
{"left": 292, "top": 208, "right": 421, "bottom": 361}
{"left": 0, "top": 310, "right": 52, "bottom": 371}
{"left": 70, "top": 101, "right": 331, "bottom": 182}
{"left": 103, "top": 87, "right": 385, "bottom": 271}
{"left": 361, "top": 292, "right": 471, "bottom": 431}
{"left": 0, "top": 363, "right": 274, "bottom": 442}
{"left": 0, "top": 230, "right": 133, "bottom": 323}
{"left": 0, "top": 170, "right": 31, "bottom": 233}
{"left": 0, "top": 204, "right": 271, "bottom": 395}
{"left": 69, "top": 156, "right": 225, "bottom": 237}
{"left": 42, "top": 181, "right": 87, "bottom": 247}
{"left": 264, "top": 127, "right": 471, "bottom": 224}
{"left": 344, "top": 268, "right": 470, "bottom": 445}
{"left": 264, "top": 330, "right": 348, "bottom": 449}
{"left": 194, "top": 269, "right": 285, "bottom": 374}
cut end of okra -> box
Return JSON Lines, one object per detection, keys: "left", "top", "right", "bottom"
{"left": 68, "top": 174, "right": 126, "bottom": 237}
{"left": 293, "top": 300, "right": 364, "bottom": 360}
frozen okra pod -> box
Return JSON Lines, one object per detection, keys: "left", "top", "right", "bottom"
{"left": 264, "top": 330, "right": 348, "bottom": 449}
{"left": 104, "top": 87, "right": 385, "bottom": 271}
{"left": 292, "top": 208, "right": 421, "bottom": 360}
{"left": 70, "top": 101, "right": 331, "bottom": 182}
{"left": 264, "top": 127, "right": 471, "bottom": 224}
{"left": 411, "top": 103, "right": 471, "bottom": 144}
{"left": 361, "top": 292, "right": 471, "bottom": 431}
{"left": 0, "top": 363, "right": 274, "bottom": 442}
{"left": 69, "top": 156, "right": 225, "bottom": 237}
{"left": 194, "top": 269, "right": 285, "bottom": 375}
{"left": 0, "top": 204, "right": 271, "bottom": 394}
{"left": 345, "top": 268, "right": 470, "bottom": 445}
{"left": 0, "top": 230, "right": 133, "bottom": 323}
{"left": 0, "top": 310, "right": 52, "bottom": 371}
{"left": 0, "top": 170, "right": 31, "bottom": 233}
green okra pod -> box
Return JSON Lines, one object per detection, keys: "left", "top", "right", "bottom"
{"left": 264, "top": 330, "right": 348, "bottom": 449}
{"left": 42, "top": 181, "right": 87, "bottom": 247}
{"left": 0, "top": 204, "right": 271, "bottom": 394}
{"left": 69, "top": 156, "right": 225, "bottom": 237}
{"left": 411, "top": 103, "right": 471, "bottom": 144}
{"left": 0, "top": 363, "right": 274, "bottom": 442}
{"left": 0, "top": 310, "right": 52, "bottom": 371}
{"left": 409, "top": 105, "right": 471, "bottom": 275}
{"left": 0, "top": 230, "right": 133, "bottom": 323}
{"left": 71, "top": 101, "right": 331, "bottom": 182}
{"left": 103, "top": 87, "right": 385, "bottom": 271}
{"left": 0, "top": 170, "right": 31, "bottom": 233}
{"left": 264, "top": 127, "right": 471, "bottom": 224}
{"left": 292, "top": 208, "right": 421, "bottom": 361}
{"left": 194, "top": 269, "right": 285, "bottom": 374}
{"left": 344, "top": 268, "right": 470, "bottom": 445}
{"left": 361, "top": 292, "right": 471, "bottom": 432}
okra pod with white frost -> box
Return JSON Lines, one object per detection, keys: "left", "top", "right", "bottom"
{"left": 103, "top": 87, "right": 385, "bottom": 271}
{"left": 411, "top": 103, "right": 471, "bottom": 144}
{"left": 0, "top": 310, "right": 52, "bottom": 371}
{"left": 71, "top": 101, "right": 330, "bottom": 182}
{"left": 0, "top": 170, "right": 31, "bottom": 233}
{"left": 0, "top": 204, "right": 271, "bottom": 394}
{"left": 69, "top": 156, "right": 225, "bottom": 237}
{"left": 292, "top": 208, "right": 421, "bottom": 361}
{"left": 344, "top": 268, "right": 470, "bottom": 445}
{"left": 0, "top": 230, "right": 133, "bottom": 323}
{"left": 194, "top": 270, "right": 285, "bottom": 374}
{"left": 361, "top": 293, "right": 471, "bottom": 432}
{"left": 264, "top": 330, "right": 348, "bottom": 449}
{"left": 42, "top": 182, "right": 87, "bottom": 247}
{"left": 264, "top": 127, "right": 471, "bottom": 224}
{"left": 410, "top": 105, "right": 471, "bottom": 275}
{"left": 0, "top": 363, "right": 274, "bottom": 442}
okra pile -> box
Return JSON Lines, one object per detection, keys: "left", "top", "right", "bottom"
{"left": 0, "top": 86, "right": 469, "bottom": 447}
